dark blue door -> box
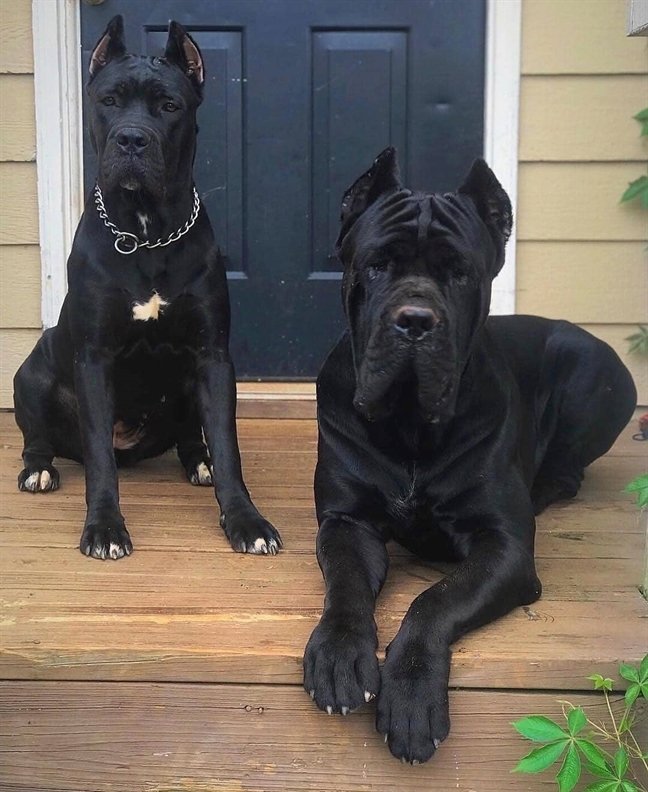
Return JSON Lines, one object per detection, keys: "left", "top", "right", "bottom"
{"left": 81, "top": 0, "right": 485, "bottom": 378}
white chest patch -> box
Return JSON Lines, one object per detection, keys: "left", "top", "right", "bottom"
{"left": 132, "top": 292, "right": 168, "bottom": 322}
{"left": 137, "top": 212, "right": 150, "bottom": 238}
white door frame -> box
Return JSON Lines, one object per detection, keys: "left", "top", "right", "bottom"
{"left": 33, "top": 0, "right": 520, "bottom": 329}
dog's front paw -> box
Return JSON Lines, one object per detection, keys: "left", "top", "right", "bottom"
{"left": 220, "top": 506, "right": 282, "bottom": 555}
{"left": 376, "top": 638, "right": 451, "bottom": 764}
{"left": 18, "top": 465, "right": 60, "bottom": 493}
{"left": 80, "top": 521, "right": 133, "bottom": 560}
{"left": 303, "top": 614, "right": 380, "bottom": 715}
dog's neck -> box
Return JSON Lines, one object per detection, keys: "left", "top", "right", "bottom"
{"left": 97, "top": 179, "right": 196, "bottom": 244}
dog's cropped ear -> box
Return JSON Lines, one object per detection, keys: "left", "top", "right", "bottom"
{"left": 458, "top": 159, "right": 512, "bottom": 246}
{"left": 339, "top": 147, "right": 402, "bottom": 234}
{"left": 165, "top": 21, "right": 205, "bottom": 95}
{"left": 89, "top": 15, "right": 126, "bottom": 80}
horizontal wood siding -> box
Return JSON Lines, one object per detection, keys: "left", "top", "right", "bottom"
{"left": 517, "top": 0, "right": 648, "bottom": 403}
{"left": 0, "top": 0, "right": 39, "bottom": 408}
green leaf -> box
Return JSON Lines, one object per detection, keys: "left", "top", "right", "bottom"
{"left": 614, "top": 747, "right": 629, "bottom": 779}
{"left": 639, "top": 488, "right": 648, "bottom": 509}
{"left": 567, "top": 706, "right": 587, "bottom": 735}
{"left": 576, "top": 739, "right": 610, "bottom": 772}
{"left": 512, "top": 715, "right": 568, "bottom": 742}
{"left": 588, "top": 674, "right": 614, "bottom": 692}
{"left": 640, "top": 653, "right": 648, "bottom": 681}
{"left": 621, "top": 781, "right": 639, "bottom": 792}
{"left": 620, "top": 663, "right": 640, "bottom": 683}
{"left": 585, "top": 783, "right": 620, "bottom": 792}
{"left": 557, "top": 743, "right": 582, "bottom": 792}
{"left": 585, "top": 762, "right": 617, "bottom": 780}
{"left": 513, "top": 741, "right": 568, "bottom": 774}
{"left": 624, "top": 476, "right": 648, "bottom": 494}
{"left": 625, "top": 327, "right": 648, "bottom": 357}
{"left": 621, "top": 175, "right": 648, "bottom": 203}
{"left": 635, "top": 108, "right": 648, "bottom": 136}
{"left": 624, "top": 683, "right": 640, "bottom": 709}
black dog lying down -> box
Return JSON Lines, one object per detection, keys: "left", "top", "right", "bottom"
{"left": 13, "top": 17, "right": 281, "bottom": 559}
{"left": 303, "top": 148, "right": 636, "bottom": 763}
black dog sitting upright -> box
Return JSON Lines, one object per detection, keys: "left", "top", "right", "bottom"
{"left": 304, "top": 148, "right": 636, "bottom": 763}
{"left": 13, "top": 16, "right": 281, "bottom": 559}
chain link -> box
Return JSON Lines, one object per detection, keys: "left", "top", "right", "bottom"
{"left": 94, "top": 184, "right": 201, "bottom": 255}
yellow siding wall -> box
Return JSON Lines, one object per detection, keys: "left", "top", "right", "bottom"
{"left": 518, "top": 0, "right": 648, "bottom": 402}
{"left": 0, "top": 0, "right": 40, "bottom": 407}
{"left": 0, "top": 0, "right": 646, "bottom": 405}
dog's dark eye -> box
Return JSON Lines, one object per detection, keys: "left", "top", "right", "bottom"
{"left": 366, "top": 261, "right": 389, "bottom": 281}
{"left": 162, "top": 101, "right": 179, "bottom": 113}
{"left": 101, "top": 96, "right": 116, "bottom": 107}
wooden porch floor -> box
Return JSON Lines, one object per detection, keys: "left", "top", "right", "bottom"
{"left": 0, "top": 411, "right": 646, "bottom": 791}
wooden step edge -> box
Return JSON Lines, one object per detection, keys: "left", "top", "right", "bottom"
{"left": 236, "top": 382, "right": 316, "bottom": 419}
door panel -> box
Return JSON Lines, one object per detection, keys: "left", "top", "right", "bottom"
{"left": 81, "top": 0, "right": 485, "bottom": 378}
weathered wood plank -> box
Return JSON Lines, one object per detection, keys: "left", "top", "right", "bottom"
{"left": 0, "top": 415, "right": 645, "bottom": 689}
{"left": 0, "top": 682, "right": 641, "bottom": 792}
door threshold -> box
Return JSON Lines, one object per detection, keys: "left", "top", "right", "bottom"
{"left": 236, "top": 382, "right": 316, "bottom": 419}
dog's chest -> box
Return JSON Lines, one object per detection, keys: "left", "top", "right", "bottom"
{"left": 131, "top": 291, "right": 169, "bottom": 322}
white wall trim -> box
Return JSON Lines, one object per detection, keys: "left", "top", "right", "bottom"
{"left": 33, "top": 0, "right": 522, "bottom": 327}
{"left": 484, "top": 0, "right": 521, "bottom": 315}
{"left": 32, "top": 0, "right": 84, "bottom": 330}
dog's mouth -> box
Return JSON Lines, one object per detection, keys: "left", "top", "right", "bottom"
{"left": 101, "top": 147, "right": 165, "bottom": 197}
{"left": 353, "top": 323, "right": 457, "bottom": 423}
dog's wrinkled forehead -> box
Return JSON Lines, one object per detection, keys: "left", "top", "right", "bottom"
{"left": 341, "top": 188, "right": 488, "bottom": 267}
{"left": 89, "top": 56, "right": 196, "bottom": 104}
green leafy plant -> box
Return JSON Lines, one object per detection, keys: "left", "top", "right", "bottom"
{"left": 626, "top": 327, "right": 648, "bottom": 357}
{"left": 621, "top": 109, "right": 648, "bottom": 208}
{"left": 625, "top": 474, "right": 648, "bottom": 509}
{"left": 512, "top": 656, "right": 648, "bottom": 792}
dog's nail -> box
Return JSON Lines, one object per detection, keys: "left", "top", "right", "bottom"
{"left": 309, "top": 689, "right": 315, "bottom": 700}
{"left": 384, "top": 734, "right": 389, "bottom": 743}
{"left": 412, "top": 760, "right": 419, "bottom": 766}
{"left": 341, "top": 706, "right": 349, "bottom": 716}
{"left": 326, "top": 705, "right": 333, "bottom": 715}
{"left": 364, "top": 691, "right": 375, "bottom": 702}
{"left": 433, "top": 738, "right": 440, "bottom": 749}
{"left": 401, "top": 756, "right": 407, "bottom": 764}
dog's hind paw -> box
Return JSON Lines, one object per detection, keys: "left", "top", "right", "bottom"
{"left": 18, "top": 465, "right": 60, "bottom": 493}
{"left": 80, "top": 522, "right": 133, "bottom": 560}
{"left": 188, "top": 461, "right": 213, "bottom": 486}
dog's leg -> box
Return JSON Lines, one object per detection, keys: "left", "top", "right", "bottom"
{"left": 175, "top": 399, "right": 212, "bottom": 486}
{"left": 377, "top": 528, "right": 540, "bottom": 764}
{"left": 14, "top": 341, "right": 65, "bottom": 493}
{"left": 196, "top": 357, "right": 282, "bottom": 554}
{"left": 303, "top": 517, "right": 388, "bottom": 714}
{"left": 74, "top": 349, "right": 132, "bottom": 560}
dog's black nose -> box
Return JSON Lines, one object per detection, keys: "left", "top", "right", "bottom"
{"left": 116, "top": 127, "right": 150, "bottom": 153}
{"left": 393, "top": 305, "right": 438, "bottom": 339}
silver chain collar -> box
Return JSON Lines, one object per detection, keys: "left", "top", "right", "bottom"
{"left": 94, "top": 184, "right": 201, "bottom": 255}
